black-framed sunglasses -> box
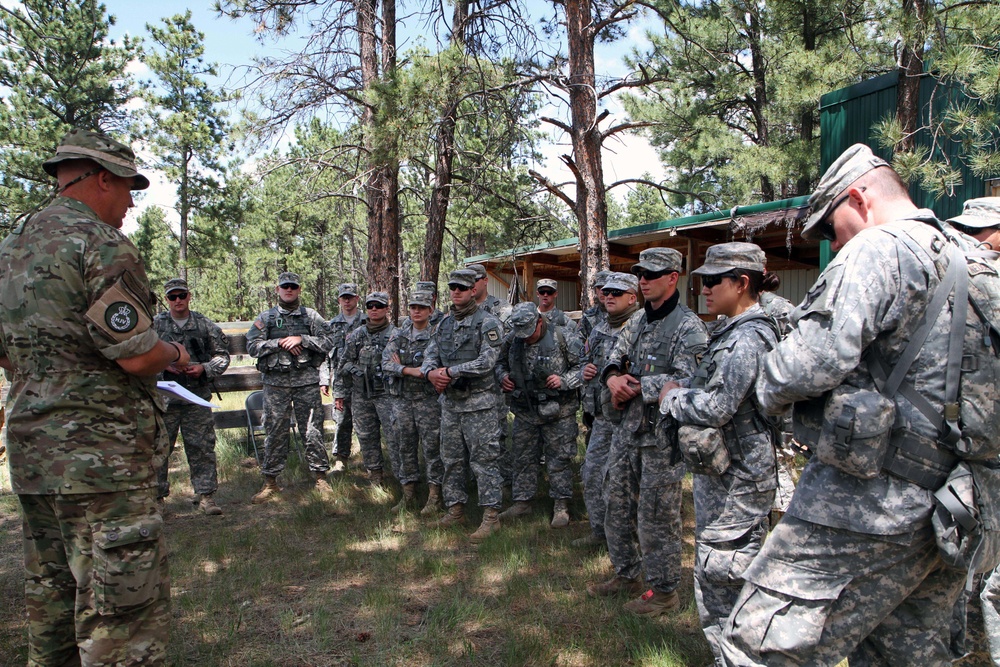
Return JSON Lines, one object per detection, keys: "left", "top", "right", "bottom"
{"left": 701, "top": 273, "right": 739, "bottom": 289}
{"left": 634, "top": 268, "right": 674, "bottom": 281}
{"left": 166, "top": 292, "right": 189, "bottom": 301}
{"left": 279, "top": 283, "right": 300, "bottom": 290}
{"left": 816, "top": 186, "right": 866, "bottom": 242}
{"left": 602, "top": 288, "right": 626, "bottom": 297}
{"left": 366, "top": 302, "right": 387, "bottom": 310}
{"left": 449, "top": 284, "right": 471, "bottom": 292}
{"left": 537, "top": 288, "right": 556, "bottom": 296}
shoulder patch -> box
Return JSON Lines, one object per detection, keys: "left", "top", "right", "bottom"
{"left": 254, "top": 319, "right": 265, "bottom": 330}
{"left": 486, "top": 329, "right": 500, "bottom": 343}
{"left": 86, "top": 275, "right": 153, "bottom": 343}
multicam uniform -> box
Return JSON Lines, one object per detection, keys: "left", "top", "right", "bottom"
{"left": 335, "top": 322, "right": 399, "bottom": 476}
{"left": 383, "top": 319, "right": 441, "bottom": 487}
{"left": 660, "top": 306, "right": 779, "bottom": 661}
{"left": 602, "top": 294, "right": 707, "bottom": 596}
{"left": 498, "top": 321, "right": 584, "bottom": 504}
{"left": 0, "top": 196, "right": 170, "bottom": 665}
{"left": 153, "top": 311, "right": 230, "bottom": 499}
{"left": 320, "top": 311, "right": 366, "bottom": 459}
{"left": 246, "top": 304, "right": 333, "bottom": 476}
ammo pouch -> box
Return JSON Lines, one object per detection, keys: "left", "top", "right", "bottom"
{"left": 813, "top": 386, "right": 895, "bottom": 479}
{"left": 932, "top": 461, "right": 1000, "bottom": 577}
{"left": 678, "top": 425, "right": 731, "bottom": 476}
{"left": 599, "top": 385, "right": 623, "bottom": 423}
{"left": 536, "top": 394, "right": 561, "bottom": 419}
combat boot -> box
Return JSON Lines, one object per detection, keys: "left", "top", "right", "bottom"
{"left": 436, "top": 503, "right": 465, "bottom": 527}
{"left": 314, "top": 472, "right": 335, "bottom": 498}
{"left": 368, "top": 467, "right": 385, "bottom": 487}
{"left": 469, "top": 507, "right": 501, "bottom": 542}
{"left": 586, "top": 575, "right": 645, "bottom": 598}
{"left": 571, "top": 533, "right": 606, "bottom": 549}
{"left": 252, "top": 476, "right": 281, "bottom": 504}
{"left": 332, "top": 456, "right": 348, "bottom": 473}
{"left": 550, "top": 499, "right": 570, "bottom": 529}
{"left": 198, "top": 494, "right": 223, "bottom": 516}
{"left": 498, "top": 500, "right": 531, "bottom": 521}
{"left": 420, "top": 484, "right": 443, "bottom": 516}
{"left": 623, "top": 589, "right": 681, "bottom": 617}
{"left": 391, "top": 482, "right": 417, "bottom": 512}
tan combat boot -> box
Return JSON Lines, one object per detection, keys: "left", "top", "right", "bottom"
{"left": 198, "top": 494, "right": 223, "bottom": 516}
{"left": 252, "top": 476, "right": 281, "bottom": 504}
{"left": 367, "top": 468, "right": 384, "bottom": 487}
{"left": 314, "top": 472, "right": 335, "bottom": 498}
{"left": 420, "top": 484, "right": 443, "bottom": 516}
{"left": 586, "top": 576, "right": 645, "bottom": 598}
{"left": 469, "top": 507, "right": 501, "bottom": 542}
{"left": 498, "top": 500, "right": 531, "bottom": 521}
{"left": 623, "top": 589, "right": 681, "bottom": 617}
{"left": 550, "top": 499, "right": 570, "bottom": 529}
{"left": 391, "top": 482, "right": 417, "bottom": 512}
{"left": 436, "top": 503, "right": 465, "bottom": 527}
{"left": 331, "top": 456, "right": 349, "bottom": 473}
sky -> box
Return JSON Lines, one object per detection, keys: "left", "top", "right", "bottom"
{"left": 99, "top": 1, "right": 666, "bottom": 234}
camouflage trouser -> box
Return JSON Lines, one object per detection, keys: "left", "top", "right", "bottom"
{"left": 261, "top": 383, "right": 331, "bottom": 477}
{"left": 332, "top": 394, "right": 353, "bottom": 459}
{"left": 603, "top": 439, "right": 683, "bottom": 594}
{"left": 157, "top": 402, "right": 218, "bottom": 499}
{"left": 721, "top": 515, "right": 965, "bottom": 666}
{"left": 19, "top": 489, "right": 169, "bottom": 667}
{"left": 392, "top": 394, "right": 441, "bottom": 486}
{"left": 351, "top": 392, "right": 395, "bottom": 474}
{"left": 773, "top": 444, "right": 798, "bottom": 512}
{"left": 441, "top": 405, "right": 503, "bottom": 508}
{"left": 497, "top": 399, "right": 513, "bottom": 486}
{"left": 509, "top": 412, "right": 578, "bottom": 501}
{"left": 981, "top": 565, "right": 1000, "bottom": 664}
{"left": 581, "top": 417, "right": 613, "bottom": 539}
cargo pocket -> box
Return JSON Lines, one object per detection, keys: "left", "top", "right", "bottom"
{"left": 698, "top": 539, "right": 759, "bottom": 586}
{"left": 728, "top": 557, "right": 850, "bottom": 661}
{"left": 91, "top": 515, "right": 164, "bottom": 616}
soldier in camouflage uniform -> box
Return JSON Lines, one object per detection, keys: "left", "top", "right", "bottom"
{"left": 574, "top": 272, "right": 641, "bottom": 548}
{"left": 720, "top": 145, "right": 986, "bottom": 665}
{"left": 154, "top": 278, "right": 230, "bottom": 515}
{"left": 496, "top": 302, "right": 585, "bottom": 528}
{"left": 247, "top": 272, "right": 334, "bottom": 502}
{"left": 658, "top": 243, "right": 781, "bottom": 663}
{"left": 383, "top": 290, "right": 442, "bottom": 513}
{"left": 334, "top": 291, "right": 397, "bottom": 486}
{"left": 320, "top": 283, "right": 366, "bottom": 472}
{"left": 587, "top": 247, "right": 707, "bottom": 617}
{"left": 415, "top": 280, "right": 446, "bottom": 327}
{"left": 0, "top": 129, "right": 187, "bottom": 666}
{"left": 421, "top": 269, "right": 506, "bottom": 542}
{"left": 535, "top": 278, "right": 576, "bottom": 331}
{"left": 579, "top": 269, "right": 610, "bottom": 342}
{"left": 469, "top": 263, "right": 513, "bottom": 326}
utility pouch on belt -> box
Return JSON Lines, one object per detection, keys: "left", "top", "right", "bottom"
{"left": 678, "top": 425, "right": 730, "bottom": 476}
{"left": 600, "top": 385, "right": 623, "bottom": 423}
{"left": 932, "top": 462, "right": 1000, "bottom": 578}
{"left": 813, "top": 385, "right": 895, "bottom": 479}
{"left": 537, "top": 395, "right": 560, "bottom": 419}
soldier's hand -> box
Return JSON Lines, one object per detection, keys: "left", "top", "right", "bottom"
{"left": 608, "top": 373, "right": 640, "bottom": 405}
{"left": 279, "top": 336, "right": 303, "bottom": 351}
{"left": 321, "top": 385, "right": 330, "bottom": 397}
{"left": 335, "top": 397, "right": 344, "bottom": 411}
{"left": 185, "top": 364, "right": 205, "bottom": 378}
{"left": 582, "top": 363, "right": 599, "bottom": 381}
{"left": 658, "top": 380, "right": 681, "bottom": 403}
{"left": 391, "top": 353, "right": 401, "bottom": 364}
{"left": 428, "top": 367, "right": 452, "bottom": 392}
{"left": 500, "top": 375, "right": 515, "bottom": 392}
{"left": 545, "top": 374, "right": 563, "bottom": 390}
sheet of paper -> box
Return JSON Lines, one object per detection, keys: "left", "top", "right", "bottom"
{"left": 156, "top": 381, "right": 217, "bottom": 409}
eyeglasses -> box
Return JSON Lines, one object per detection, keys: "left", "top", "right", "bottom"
{"left": 537, "top": 289, "right": 556, "bottom": 296}
{"left": 816, "top": 186, "right": 866, "bottom": 242}
{"left": 366, "top": 303, "right": 387, "bottom": 310}
{"left": 166, "top": 292, "right": 189, "bottom": 301}
{"left": 602, "top": 288, "right": 626, "bottom": 297}
{"left": 279, "top": 283, "right": 300, "bottom": 290}
{"left": 701, "top": 273, "right": 739, "bottom": 289}
{"left": 449, "top": 284, "right": 471, "bottom": 292}
{"left": 634, "top": 268, "right": 674, "bottom": 281}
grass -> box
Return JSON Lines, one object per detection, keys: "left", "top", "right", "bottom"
{"left": 0, "top": 399, "right": 993, "bottom": 666}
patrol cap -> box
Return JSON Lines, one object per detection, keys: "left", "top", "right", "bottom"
{"left": 408, "top": 291, "right": 434, "bottom": 308}
{"left": 448, "top": 269, "right": 477, "bottom": 289}
{"left": 42, "top": 128, "right": 150, "bottom": 190}
{"left": 163, "top": 277, "right": 188, "bottom": 295}
{"left": 536, "top": 278, "right": 558, "bottom": 291}
{"left": 602, "top": 272, "right": 639, "bottom": 294}
{"left": 365, "top": 291, "right": 389, "bottom": 307}
{"left": 803, "top": 143, "right": 890, "bottom": 241}
{"left": 692, "top": 242, "right": 766, "bottom": 276}
{"left": 592, "top": 270, "right": 611, "bottom": 288}
{"left": 949, "top": 197, "right": 1000, "bottom": 230}
{"left": 632, "top": 247, "right": 682, "bottom": 274}
{"left": 278, "top": 272, "right": 301, "bottom": 287}
{"left": 337, "top": 282, "right": 358, "bottom": 297}
{"left": 468, "top": 264, "right": 488, "bottom": 280}
{"left": 415, "top": 280, "right": 437, "bottom": 294}
{"left": 510, "top": 301, "right": 541, "bottom": 338}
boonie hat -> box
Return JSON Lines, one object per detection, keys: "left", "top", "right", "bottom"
{"left": 692, "top": 242, "right": 766, "bottom": 276}
{"left": 43, "top": 128, "right": 150, "bottom": 190}
{"left": 632, "top": 247, "right": 682, "bottom": 274}
{"left": 408, "top": 292, "right": 434, "bottom": 308}
{"left": 803, "top": 144, "right": 889, "bottom": 241}
{"left": 949, "top": 197, "right": 1000, "bottom": 230}
{"left": 510, "top": 302, "right": 541, "bottom": 338}
{"left": 448, "top": 269, "right": 477, "bottom": 289}
{"left": 163, "top": 278, "right": 188, "bottom": 295}
{"left": 278, "top": 272, "right": 301, "bottom": 287}
{"left": 592, "top": 270, "right": 611, "bottom": 288}
{"left": 415, "top": 281, "right": 437, "bottom": 294}
{"left": 366, "top": 291, "right": 389, "bottom": 307}
{"left": 536, "top": 278, "right": 558, "bottom": 291}
{"left": 602, "top": 272, "right": 639, "bottom": 294}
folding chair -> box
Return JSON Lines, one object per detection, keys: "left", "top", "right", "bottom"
{"left": 244, "top": 390, "right": 306, "bottom": 465}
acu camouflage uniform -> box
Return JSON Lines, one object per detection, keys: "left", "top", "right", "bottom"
{"left": 480, "top": 291, "right": 514, "bottom": 486}
{"left": 383, "top": 317, "right": 442, "bottom": 486}
{"left": 421, "top": 306, "right": 506, "bottom": 509}
{"left": 721, "top": 213, "right": 978, "bottom": 666}
{"left": 0, "top": 196, "right": 170, "bottom": 665}
{"left": 602, "top": 292, "right": 707, "bottom": 596}
{"left": 335, "top": 320, "right": 399, "bottom": 477}
{"left": 154, "top": 310, "right": 230, "bottom": 499}
{"left": 660, "top": 304, "right": 779, "bottom": 662}
{"left": 498, "top": 318, "right": 585, "bottom": 503}
{"left": 246, "top": 304, "right": 333, "bottom": 477}
{"left": 320, "top": 309, "right": 366, "bottom": 459}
